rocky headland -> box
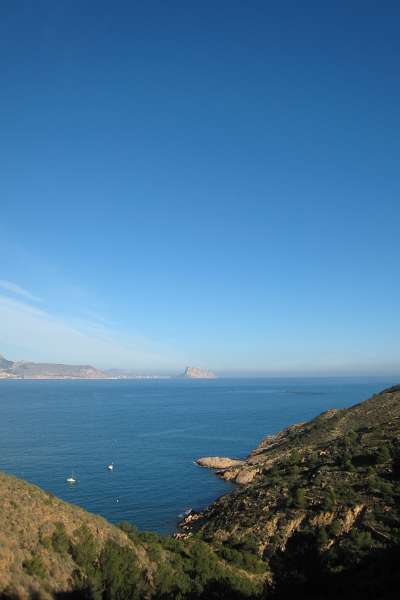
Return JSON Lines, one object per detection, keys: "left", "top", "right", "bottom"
{"left": 196, "top": 457, "right": 244, "bottom": 469}
{"left": 0, "top": 353, "right": 110, "bottom": 380}
{"left": 178, "top": 385, "right": 400, "bottom": 596}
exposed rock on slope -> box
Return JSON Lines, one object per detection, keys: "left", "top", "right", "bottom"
{"left": 197, "top": 457, "right": 244, "bottom": 469}
{"left": 183, "top": 386, "right": 400, "bottom": 579}
{"left": 2, "top": 386, "right": 400, "bottom": 599}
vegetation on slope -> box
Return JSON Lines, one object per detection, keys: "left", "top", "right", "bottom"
{"left": 181, "top": 385, "right": 400, "bottom": 597}
{"left": 1, "top": 386, "right": 400, "bottom": 599}
{"left": 0, "top": 474, "right": 263, "bottom": 599}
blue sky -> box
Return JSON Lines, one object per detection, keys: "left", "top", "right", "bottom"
{"left": 1, "top": 1, "right": 399, "bottom": 375}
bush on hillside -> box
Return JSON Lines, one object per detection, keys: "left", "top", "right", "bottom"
{"left": 52, "top": 522, "right": 70, "bottom": 554}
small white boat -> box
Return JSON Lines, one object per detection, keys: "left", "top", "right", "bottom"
{"left": 107, "top": 463, "right": 114, "bottom": 471}
{"left": 66, "top": 472, "right": 76, "bottom": 484}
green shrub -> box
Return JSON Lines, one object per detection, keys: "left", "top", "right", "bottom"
{"left": 100, "top": 540, "right": 143, "bottom": 600}
{"left": 317, "top": 527, "right": 329, "bottom": 546}
{"left": 392, "top": 447, "right": 400, "bottom": 478}
{"left": 293, "top": 487, "right": 306, "bottom": 508}
{"left": 139, "top": 530, "right": 163, "bottom": 544}
{"left": 117, "top": 521, "right": 140, "bottom": 542}
{"left": 71, "top": 526, "right": 97, "bottom": 569}
{"left": 376, "top": 445, "right": 392, "bottom": 464}
{"left": 52, "top": 522, "right": 70, "bottom": 554}
{"left": 71, "top": 526, "right": 102, "bottom": 598}
{"left": 23, "top": 555, "right": 46, "bottom": 578}
{"left": 288, "top": 450, "right": 301, "bottom": 465}
{"left": 322, "top": 487, "right": 336, "bottom": 511}
{"left": 218, "top": 545, "right": 265, "bottom": 574}
{"left": 329, "top": 519, "right": 342, "bottom": 536}
{"left": 231, "top": 534, "right": 260, "bottom": 555}
{"left": 350, "top": 529, "right": 372, "bottom": 550}
{"left": 343, "top": 459, "right": 356, "bottom": 472}
{"left": 376, "top": 479, "right": 393, "bottom": 495}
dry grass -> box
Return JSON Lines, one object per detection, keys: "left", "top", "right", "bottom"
{"left": 0, "top": 472, "right": 147, "bottom": 598}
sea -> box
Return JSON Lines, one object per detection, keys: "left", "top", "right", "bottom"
{"left": 0, "top": 376, "right": 397, "bottom": 533}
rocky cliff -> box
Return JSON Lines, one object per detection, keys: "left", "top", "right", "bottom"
{"left": 178, "top": 385, "right": 400, "bottom": 596}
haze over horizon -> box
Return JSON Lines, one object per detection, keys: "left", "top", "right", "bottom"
{"left": 1, "top": 2, "right": 400, "bottom": 376}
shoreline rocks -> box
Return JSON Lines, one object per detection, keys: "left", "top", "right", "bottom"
{"left": 196, "top": 456, "right": 259, "bottom": 485}
{"left": 196, "top": 457, "right": 244, "bottom": 469}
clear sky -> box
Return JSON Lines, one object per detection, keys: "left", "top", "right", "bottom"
{"left": 1, "top": 1, "right": 399, "bottom": 375}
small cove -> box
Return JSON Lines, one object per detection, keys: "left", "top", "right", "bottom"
{"left": 0, "top": 376, "right": 397, "bottom": 533}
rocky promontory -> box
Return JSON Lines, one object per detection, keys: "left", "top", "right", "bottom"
{"left": 183, "top": 384, "right": 400, "bottom": 583}
{"left": 0, "top": 352, "right": 111, "bottom": 379}
{"left": 196, "top": 456, "right": 244, "bottom": 469}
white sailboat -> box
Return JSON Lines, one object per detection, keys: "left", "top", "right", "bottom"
{"left": 107, "top": 462, "right": 114, "bottom": 471}
{"left": 66, "top": 472, "right": 77, "bottom": 483}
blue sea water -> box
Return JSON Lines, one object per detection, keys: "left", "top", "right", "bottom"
{"left": 0, "top": 377, "right": 397, "bottom": 533}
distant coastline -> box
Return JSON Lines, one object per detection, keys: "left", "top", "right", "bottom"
{"left": 0, "top": 354, "right": 216, "bottom": 381}
{"left": 0, "top": 375, "right": 172, "bottom": 381}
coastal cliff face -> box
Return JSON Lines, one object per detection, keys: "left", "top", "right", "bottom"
{"left": 179, "top": 385, "right": 400, "bottom": 590}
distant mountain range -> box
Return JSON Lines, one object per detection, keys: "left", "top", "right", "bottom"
{"left": 0, "top": 354, "right": 108, "bottom": 380}
{"left": 0, "top": 354, "right": 217, "bottom": 380}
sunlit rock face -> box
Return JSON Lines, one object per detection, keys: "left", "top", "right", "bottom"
{"left": 182, "top": 366, "right": 217, "bottom": 379}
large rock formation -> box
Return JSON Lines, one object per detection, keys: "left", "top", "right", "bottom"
{"left": 196, "top": 457, "right": 244, "bottom": 469}
{"left": 182, "top": 366, "right": 217, "bottom": 379}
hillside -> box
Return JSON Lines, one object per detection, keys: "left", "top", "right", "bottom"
{"left": 0, "top": 474, "right": 263, "bottom": 599}
{"left": 0, "top": 472, "right": 145, "bottom": 598}
{"left": 180, "top": 385, "right": 400, "bottom": 596}
{"left": 0, "top": 354, "right": 110, "bottom": 380}
{"left": 1, "top": 387, "right": 400, "bottom": 599}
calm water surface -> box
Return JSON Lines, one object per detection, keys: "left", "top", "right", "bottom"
{"left": 0, "top": 377, "right": 397, "bottom": 533}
